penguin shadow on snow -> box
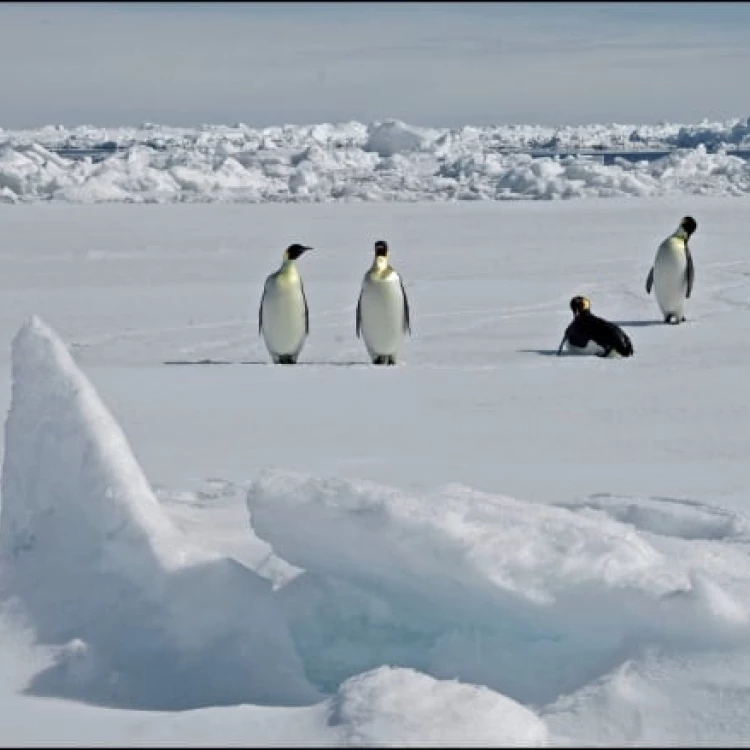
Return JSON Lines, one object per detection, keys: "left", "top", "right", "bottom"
{"left": 517, "top": 348, "right": 632, "bottom": 357}
{"left": 516, "top": 348, "right": 560, "bottom": 357}
{"left": 163, "top": 359, "right": 372, "bottom": 367}
{"left": 612, "top": 319, "right": 672, "bottom": 328}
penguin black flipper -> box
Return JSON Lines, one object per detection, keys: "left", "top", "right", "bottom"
{"left": 645, "top": 267, "right": 654, "bottom": 294}
{"left": 258, "top": 284, "right": 267, "bottom": 335}
{"left": 400, "top": 278, "right": 411, "bottom": 335}
{"left": 356, "top": 290, "right": 363, "bottom": 338}
{"left": 685, "top": 247, "right": 694, "bottom": 299}
{"left": 556, "top": 323, "right": 573, "bottom": 355}
{"left": 301, "top": 279, "right": 310, "bottom": 335}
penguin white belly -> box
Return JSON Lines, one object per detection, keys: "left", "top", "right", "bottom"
{"left": 653, "top": 238, "right": 688, "bottom": 318}
{"left": 261, "top": 279, "right": 307, "bottom": 357}
{"left": 565, "top": 340, "right": 607, "bottom": 357}
{"left": 359, "top": 277, "right": 405, "bottom": 358}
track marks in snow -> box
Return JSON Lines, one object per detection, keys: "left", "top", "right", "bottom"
{"left": 69, "top": 318, "right": 255, "bottom": 364}
{"left": 71, "top": 318, "right": 244, "bottom": 349}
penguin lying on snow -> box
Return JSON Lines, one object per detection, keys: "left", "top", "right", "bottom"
{"left": 356, "top": 240, "right": 411, "bottom": 365}
{"left": 645, "top": 216, "right": 697, "bottom": 324}
{"left": 557, "top": 296, "right": 634, "bottom": 358}
{"left": 259, "top": 243, "right": 313, "bottom": 364}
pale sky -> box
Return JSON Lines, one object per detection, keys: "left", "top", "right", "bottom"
{"left": 1, "top": 1, "right": 749, "bottom": 128}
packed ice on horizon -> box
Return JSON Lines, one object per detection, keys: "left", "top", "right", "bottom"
{"left": 1, "top": 116, "right": 750, "bottom": 204}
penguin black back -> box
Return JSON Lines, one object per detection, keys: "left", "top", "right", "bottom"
{"left": 558, "top": 296, "right": 633, "bottom": 358}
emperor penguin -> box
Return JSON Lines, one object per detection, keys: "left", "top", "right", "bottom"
{"left": 645, "top": 216, "right": 697, "bottom": 324}
{"left": 356, "top": 240, "right": 411, "bottom": 365}
{"left": 259, "top": 243, "right": 313, "bottom": 364}
{"left": 557, "top": 296, "right": 634, "bottom": 358}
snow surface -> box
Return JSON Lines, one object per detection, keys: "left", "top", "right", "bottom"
{"left": 1, "top": 117, "right": 750, "bottom": 203}
{"left": 1, "top": 193, "right": 750, "bottom": 745}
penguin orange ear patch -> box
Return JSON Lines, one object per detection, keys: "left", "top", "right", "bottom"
{"left": 570, "top": 295, "right": 591, "bottom": 314}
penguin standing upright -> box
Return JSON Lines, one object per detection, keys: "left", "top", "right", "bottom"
{"left": 645, "top": 216, "right": 697, "bottom": 324}
{"left": 356, "top": 240, "right": 411, "bottom": 365}
{"left": 259, "top": 243, "right": 313, "bottom": 364}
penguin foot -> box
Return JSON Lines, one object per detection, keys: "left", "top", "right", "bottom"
{"left": 665, "top": 314, "right": 680, "bottom": 325}
{"left": 275, "top": 355, "right": 298, "bottom": 365}
{"left": 372, "top": 355, "right": 396, "bottom": 366}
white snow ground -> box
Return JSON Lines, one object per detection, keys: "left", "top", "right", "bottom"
{"left": 1, "top": 193, "right": 750, "bottom": 745}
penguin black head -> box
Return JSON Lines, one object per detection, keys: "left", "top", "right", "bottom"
{"left": 680, "top": 216, "right": 697, "bottom": 238}
{"left": 285, "top": 243, "right": 313, "bottom": 261}
{"left": 374, "top": 240, "right": 389, "bottom": 258}
{"left": 570, "top": 295, "right": 591, "bottom": 316}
